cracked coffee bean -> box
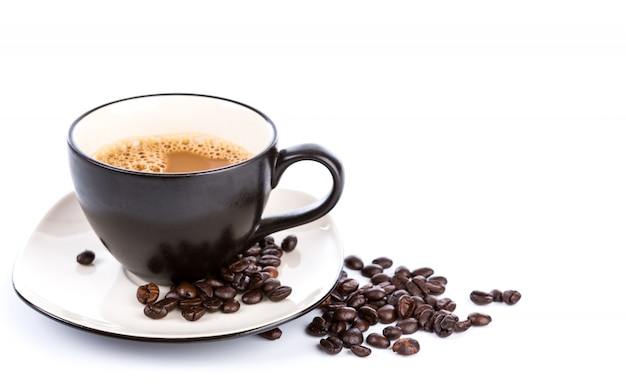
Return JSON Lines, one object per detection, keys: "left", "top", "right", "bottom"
{"left": 136, "top": 283, "right": 160, "bottom": 305}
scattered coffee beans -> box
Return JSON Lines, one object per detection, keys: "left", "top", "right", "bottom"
{"left": 305, "top": 255, "right": 522, "bottom": 357}
{"left": 133, "top": 235, "right": 295, "bottom": 322}
{"left": 470, "top": 289, "right": 522, "bottom": 305}
{"left": 76, "top": 250, "right": 95, "bottom": 265}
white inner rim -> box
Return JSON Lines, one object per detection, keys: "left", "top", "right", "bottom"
{"left": 71, "top": 95, "right": 276, "bottom": 159}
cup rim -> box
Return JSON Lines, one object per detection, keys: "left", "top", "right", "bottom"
{"left": 67, "top": 93, "right": 278, "bottom": 177}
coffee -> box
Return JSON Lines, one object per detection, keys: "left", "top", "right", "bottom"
{"left": 92, "top": 132, "right": 252, "bottom": 173}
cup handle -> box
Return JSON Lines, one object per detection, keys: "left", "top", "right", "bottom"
{"left": 252, "top": 143, "right": 345, "bottom": 241}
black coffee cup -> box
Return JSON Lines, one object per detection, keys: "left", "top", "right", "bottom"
{"left": 68, "top": 93, "right": 344, "bottom": 285}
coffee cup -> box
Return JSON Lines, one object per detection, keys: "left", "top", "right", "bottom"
{"left": 68, "top": 93, "right": 344, "bottom": 285}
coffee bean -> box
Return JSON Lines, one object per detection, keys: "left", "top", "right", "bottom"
{"left": 181, "top": 305, "right": 206, "bottom": 321}
{"left": 333, "top": 306, "right": 358, "bottom": 322}
{"left": 366, "top": 332, "right": 390, "bottom": 348}
{"left": 268, "top": 285, "right": 292, "bottom": 302}
{"left": 242, "top": 289, "right": 264, "bottom": 304}
{"left": 228, "top": 257, "right": 252, "bottom": 273}
{"left": 307, "top": 316, "right": 330, "bottom": 336}
{"left": 470, "top": 290, "right": 494, "bottom": 305}
{"left": 176, "top": 281, "right": 197, "bottom": 299}
{"left": 396, "top": 318, "right": 419, "bottom": 334}
{"left": 344, "top": 255, "right": 364, "bottom": 270}
{"left": 357, "top": 305, "right": 379, "bottom": 325}
{"left": 341, "top": 327, "right": 364, "bottom": 347}
{"left": 361, "top": 264, "right": 384, "bottom": 277}
{"left": 382, "top": 325, "right": 403, "bottom": 340}
{"left": 377, "top": 304, "right": 397, "bottom": 324}
{"left": 144, "top": 303, "right": 168, "bottom": 319}
{"left": 502, "top": 290, "right": 522, "bottom": 305}
{"left": 222, "top": 298, "right": 241, "bottom": 313}
{"left": 261, "top": 278, "right": 281, "bottom": 294}
{"left": 411, "top": 267, "right": 434, "bottom": 278}
{"left": 178, "top": 298, "right": 203, "bottom": 308}
{"left": 76, "top": 250, "right": 95, "bottom": 265}
{"left": 372, "top": 256, "right": 393, "bottom": 269}
{"left": 203, "top": 297, "right": 223, "bottom": 312}
{"left": 214, "top": 285, "right": 237, "bottom": 300}
{"left": 490, "top": 289, "right": 503, "bottom": 302}
{"left": 392, "top": 338, "right": 420, "bottom": 355}
{"left": 396, "top": 295, "right": 416, "bottom": 319}
{"left": 280, "top": 235, "right": 298, "bottom": 252}
{"left": 136, "top": 283, "right": 160, "bottom": 305}
{"left": 258, "top": 327, "right": 282, "bottom": 340}
{"left": 468, "top": 312, "right": 492, "bottom": 326}
{"left": 153, "top": 297, "right": 179, "bottom": 312}
{"left": 336, "top": 278, "right": 360, "bottom": 295}
{"left": 320, "top": 336, "right": 343, "bottom": 355}
{"left": 350, "top": 345, "right": 372, "bottom": 357}
{"left": 363, "top": 286, "right": 386, "bottom": 301}
{"left": 454, "top": 319, "right": 472, "bottom": 333}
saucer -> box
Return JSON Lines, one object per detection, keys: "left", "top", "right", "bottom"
{"left": 12, "top": 188, "right": 344, "bottom": 341}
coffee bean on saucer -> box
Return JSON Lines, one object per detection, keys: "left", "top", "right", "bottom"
{"left": 281, "top": 235, "right": 298, "bottom": 252}
{"left": 144, "top": 303, "right": 168, "bottom": 319}
{"left": 76, "top": 249, "right": 95, "bottom": 265}
{"left": 136, "top": 283, "right": 160, "bottom": 305}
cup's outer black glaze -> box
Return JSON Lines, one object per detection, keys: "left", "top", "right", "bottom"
{"left": 68, "top": 94, "right": 344, "bottom": 285}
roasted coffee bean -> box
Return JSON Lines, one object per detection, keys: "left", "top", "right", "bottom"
{"left": 336, "top": 278, "right": 360, "bottom": 295}
{"left": 178, "top": 298, "right": 203, "bottom": 308}
{"left": 454, "top": 319, "right": 472, "bottom": 332}
{"left": 396, "top": 295, "right": 416, "bottom": 319}
{"left": 382, "top": 325, "right": 403, "bottom": 340}
{"left": 361, "top": 264, "right": 384, "bottom": 277}
{"left": 470, "top": 290, "right": 494, "bottom": 305}
{"left": 136, "top": 283, "right": 160, "bottom": 305}
{"left": 429, "top": 275, "right": 448, "bottom": 286}
{"left": 392, "top": 338, "right": 420, "bottom": 355}
{"left": 363, "top": 286, "right": 386, "bottom": 301}
{"left": 261, "top": 246, "right": 283, "bottom": 257}
{"left": 194, "top": 280, "right": 214, "bottom": 298}
{"left": 502, "top": 290, "right": 522, "bottom": 305}
{"left": 242, "top": 289, "right": 264, "bottom": 304}
{"left": 346, "top": 293, "right": 367, "bottom": 308}
{"left": 344, "top": 255, "right": 364, "bottom": 270}
{"left": 370, "top": 273, "right": 391, "bottom": 285}
{"left": 396, "top": 318, "right": 419, "bottom": 334}
{"left": 222, "top": 298, "right": 241, "bottom": 313}
{"left": 181, "top": 305, "right": 206, "bottom": 321}
{"left": 261, "top": 278, "right": 281, "bottom": 294}
{"left": 262, "top": 266, "right": 279, "bottom": 278}
{"left": 333, "top": 306, "right": 358, "bottom": 322}
{"left": 144, "top": 303, "right": 168, "bottom": 319}
{"left": 228, "top": 258, "right": 252, "bottom": 273}
{"left": 352, "top": 318, "right": 371, "bottom": 333}
{"left": 426, "top": 281, "right": 446, "bottom": 295}
{"left": 436, "top": 297, "right": 456, "bottom": 312}
{"left": 248, "top": 272, "right": 268, "bottom": 290}
{"left": 350, "top": 345, "right": 372, "bottom": 357}
{"left": 372, "top": 256, "right": 393, "bottom": 269}
{"left": 341, "top": 327, "right": 364, "bottom": 347}
{"left": 468, "top": 312, "right": 492, "bottom": 326}
{"left": 176, "top": 281, "right": 197, "bottom": 299}
{"left": 394, "top": 265, "right": 412, "bottom": 279}
{"left": 280, "top": 235, "right": 298, "bottom": 252}
{"left": 258, "top": 327, "right": 283, "bottom": 340}
{"left": 387, "top": 289, "right": 410, "bottom": 306}
{"left": 76, "top": 250, "right": 95, "bottom": 265}
{"left": 244, "top": 243, "right": 262, "bottom": 256}
{"left": 258, "top": 254, "right": 281, "bottom": 267}
{"left": 230, "top": 272, "right": 250, "bottom": 291}
{"left": 307, "top": 316, "right": 330, "bottom": 336}
{"left": 377, "top": 304, "right": 397, "bottom": 324}
{"left": 411, "top": 267, "right": 434, "bottom": 278}
{"left": 329, "top": 320, "right": 348, "bottom": 335}
{"left": 214, "top": 285, "right": 237, "bottom": 300}
{"left": 153, "top": 297, "right": 179, "bottom": 312}
{"left": 320, "top": 336, "right": 343, "bottom": 355}
{"left": 490, "top": 289, "right": 503, "bottom": 302}
{"left": 358, "top": 305, "right": 379, "bottom": 325}
{"left": 268, "top": 285, "right": 292, "bottom": 302}
{"left": 366, "top": 332, "right": 390, "bottom": 348}
{"left": 203, "top": 297, "right": 223, "bottom": 312}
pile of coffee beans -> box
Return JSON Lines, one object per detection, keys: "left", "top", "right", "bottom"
{"left": 305, "top": 255, "right": 521, "bottom": 357}
{"left": 134, "top": 235, "right": 297, "bottom": 322}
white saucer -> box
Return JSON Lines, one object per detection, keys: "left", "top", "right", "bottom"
{"left": 12, "top": 188, "right": 344, "bottom": 341}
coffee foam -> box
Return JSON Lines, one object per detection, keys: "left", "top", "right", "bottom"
{"left": 92, "top": 132, "right": 253, "bottom": 173}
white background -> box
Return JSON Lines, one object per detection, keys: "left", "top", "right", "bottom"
{"left": 2, "top": 1, "right": 625, "bottom": 390}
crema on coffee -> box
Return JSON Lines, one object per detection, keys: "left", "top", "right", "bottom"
{"left": 92, "top": 132, "right": 252, "bottom": 173}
